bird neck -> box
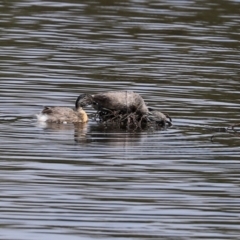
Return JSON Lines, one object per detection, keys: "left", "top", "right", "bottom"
{"left": 77, "top": 107, "right": 88, "bottom": 122}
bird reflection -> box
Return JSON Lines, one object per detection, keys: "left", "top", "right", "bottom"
{"left": 37, "top": 119, "right": 145, "bottom": 147}
{"left": 74, "top": 122, "right": 145, "bottom": 147}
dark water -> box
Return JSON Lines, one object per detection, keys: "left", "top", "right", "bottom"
{"left": 0, "top": 0, "right": 240, "bottom": 239}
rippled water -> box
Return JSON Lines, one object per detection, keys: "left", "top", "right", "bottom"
{"left": 1, "top": 0, "right": 240, "bottom": 239}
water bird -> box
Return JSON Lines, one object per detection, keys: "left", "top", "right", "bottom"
{"left": 76, "top": 90, "right": 172, "bottom": 128}
{"left": 76, "top": 90, "right": 149, "bottom": 115}
{"left": 148, "top": 108, "right": 172, "bottom": 127}
{"left": 36, "top": 99, "right": 88, "bottom": 124}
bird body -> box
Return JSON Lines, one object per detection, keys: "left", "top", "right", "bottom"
{"left": 36, "top": 106, "right": 88, "bottom": 123}
{"left": 36, "top": 96, "right": 89, "bottom": 124}
{"left": 76, "top": 90, "right": 149, "bottom": 115}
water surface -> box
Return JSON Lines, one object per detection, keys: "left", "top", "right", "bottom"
{"left": 0, "top": 0, "right": 240, "bottom": 239}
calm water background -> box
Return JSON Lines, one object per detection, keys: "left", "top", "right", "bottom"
{"left": 0, "top": 0, "right": 240, "bottom": 239}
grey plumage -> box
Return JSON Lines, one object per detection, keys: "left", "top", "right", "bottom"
{"left": 148, "top": 108, "right": 172, "bottom": 127}
{"left": 37, "top": 106, "right": 88, "bottom": 123}
{"left": 76, "top": 90, "right": 149, "bottom": 115}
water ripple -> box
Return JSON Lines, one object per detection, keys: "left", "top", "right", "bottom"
{"left": 1, "top": 0, "right": 240, "bottom": 239}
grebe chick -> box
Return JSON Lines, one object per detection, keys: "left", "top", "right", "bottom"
{"left": 36, "top": 99, "right": 88, "bottom": 123}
